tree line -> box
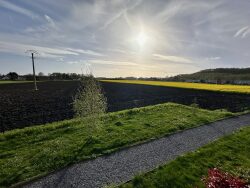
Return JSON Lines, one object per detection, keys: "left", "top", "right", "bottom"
{"left": 167, "top": 68, "right": 250, "bottom": 83}
{"left": 1, "top": 67, "right": 250, "bottom": 84}
{"left": 0, "top": 72, "right": 83, "bottom": 81}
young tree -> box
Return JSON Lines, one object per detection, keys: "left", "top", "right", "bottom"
{"left": 38, "top": 72, "right": 44, "bottom": 76}
{"left": 73, "top": 75, "right": 107, "bottom": 132}
{"left": 7, "top": 72, "right": 18, "bottom": 80}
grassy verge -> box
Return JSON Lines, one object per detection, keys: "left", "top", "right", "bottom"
{"left": 0, "top": 103, "right": 232, "bottom": 187}
{"left": 121, "top": 126, "right": 250, "bottom": 188}
{"left": 101, "top": 80, "right": 250, "bottom": 94}
{"left": 0, "top": 81, "right": 34, "bottom": 84}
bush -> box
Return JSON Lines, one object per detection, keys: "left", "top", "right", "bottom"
{"left": 202, "top": 168, "right": 248, "bottom": 188}
{"left": 74, "top": 75, "right": 107, "bottom": 117}
{"left": 7, "top": 72, "right": 18, "bottom": 80}
{"left": 73, "top": 75, "right": 107, "bottom": 132}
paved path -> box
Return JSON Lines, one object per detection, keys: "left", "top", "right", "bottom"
{"left": 23, "top": 114, "right": 250, "bottom": 188}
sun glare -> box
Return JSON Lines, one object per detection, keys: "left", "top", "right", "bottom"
{"left": 136, "top": 32, "right": 147, "bottom": 47}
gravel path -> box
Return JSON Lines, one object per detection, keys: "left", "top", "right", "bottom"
{"left": 23, "top": 114, "right": 250, "bottom": 188}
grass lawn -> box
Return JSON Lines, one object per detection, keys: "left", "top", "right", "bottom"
{"left": 121, "top": 126, "right": 250, "bottom": 188}
{"left": 0, "top": 80, "right": 34, "bottom": 84}
{"left": 0, "top": 103, "right": 233, "bottom": 187}
{"left": 101, "top": 80, "right": 250, "bottom": 94}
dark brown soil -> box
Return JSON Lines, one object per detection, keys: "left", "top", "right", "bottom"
{"left": 0, "top": 81, "right": 79, "bottom": 132}
{"left": 102, "top": 82, "right": 250, "bottom": 113}
{"left": 1, "top": 81, "right": 249, "bottom": 132}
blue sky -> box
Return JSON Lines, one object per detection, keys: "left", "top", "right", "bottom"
{"left": 0, "top": 0, "right": 249, "bottom": 77}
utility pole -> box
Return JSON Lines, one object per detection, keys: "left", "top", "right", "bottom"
{"left": 31, "top": 52, "right": 38, "bottom": 90}
{"left": 26, "top": 50, "right": 39, "bottom": 91}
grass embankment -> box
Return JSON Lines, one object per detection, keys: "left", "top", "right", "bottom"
{"left": 121, "top": 126, "right": 250, "bottom": 188}
{"left": 102, "top": 80, "right": 250, "bottom": 94}
{"left": 0, "top": 103, "right": 232, "bottom": 187}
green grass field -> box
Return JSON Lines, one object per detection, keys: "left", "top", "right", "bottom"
{"left": 121, "top": 126, "right": 250, "bottom": 188}
{"left": 0, "top": 103, "right": 232, "bottom": 187}
{"left": 102, "top": 80, "right": 250, "bottom": 94}
{"left": 0, "top": 80, "right": 34, "bottom": 84}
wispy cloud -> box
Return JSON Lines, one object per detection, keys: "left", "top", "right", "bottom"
{"left": 88, "top": 60, "right": 138, "bottom": 66}
{"left": 99, "top": 10, "right": 125, "bottom": 30}
{"left": 206, "top": 56, "right": 221, "bottom": 61}
{"left": 0, "top": 0, "right": 38, "bottom": 19}
{"left": 234, "top": 26, "right": 250, "bottom": 38}
{"left": 99, "top": 0, "right": 142, "bottom": 30}
{"left": 66, "top": 48, "right": 103, "bottom": 57}
{"left": 0, "top": 41, "right": 78, "bottom": 58}
{"left": 152, "top": 54, "right": 193, "bottom": 64}
{"left": 66, "top": 61, "right": 79, "bottom": 64}
{"left": 44, "top": 15, "right": 56, "bottom": 28}
{"left": 65, "top": 59, "right": 138, "bottom": 66}
{"left": 24, "top": 15, "right": 58, "bottom": 33}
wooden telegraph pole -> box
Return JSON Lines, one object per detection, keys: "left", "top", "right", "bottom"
{"left": 26, "top": 50, "right": 39, "bottom": 91}
{"left": 31, "top": 52, "right": 38, "bottom": 90}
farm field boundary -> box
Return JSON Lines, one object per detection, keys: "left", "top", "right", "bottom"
{"left": 1, "top": 81, "right": 250, "bottom": 132}
{"left": 101, "top": 80, "right": 250, "bottom": 94}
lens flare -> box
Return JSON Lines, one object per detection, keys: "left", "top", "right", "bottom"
{"left": 136, "top": 32, "right": 147, "bottom": 47}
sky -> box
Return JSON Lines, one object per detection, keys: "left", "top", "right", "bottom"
{"left": 0, "top": 0, "right": 249, "bottom": 77}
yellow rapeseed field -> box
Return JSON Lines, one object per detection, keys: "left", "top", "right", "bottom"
{"left": 101, "top": 80, "right": 250, "bottom": 94}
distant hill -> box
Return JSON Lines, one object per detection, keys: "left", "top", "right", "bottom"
{"left": 167, "top": 68, "right": 250, "bottom": 84}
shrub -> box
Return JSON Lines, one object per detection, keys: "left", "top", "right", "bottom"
{"left": 202, "top": 168, "right": 248, "bottom": 188}
{"left": 73, "top": 75, "right": 107, "bottom": 132}
{"left": 7, "top": 72, "right": 18, "bottom": 80}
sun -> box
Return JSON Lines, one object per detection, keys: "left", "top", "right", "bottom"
{"left": 136, "top": 31, "right": 147, "bottom": 47}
